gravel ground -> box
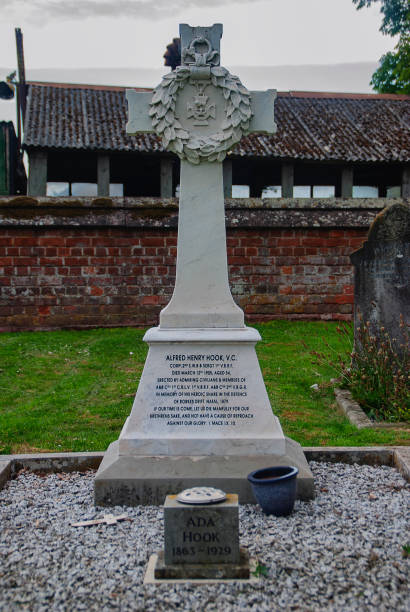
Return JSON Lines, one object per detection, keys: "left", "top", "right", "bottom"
{"left": 0, "top": 461, "right": 409, "bottom": 612}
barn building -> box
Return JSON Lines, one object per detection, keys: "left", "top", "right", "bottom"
{"left": 23, "top": 82, "right": 410, "bottom": 200}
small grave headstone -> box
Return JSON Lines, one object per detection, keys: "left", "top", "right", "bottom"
{"left": 350, "top": 202, "right": 410, "bottom": 355}
{"left": 153, "top": 488, "right": 250, "bottom": 580}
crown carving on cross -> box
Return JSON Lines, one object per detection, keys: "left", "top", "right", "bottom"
{"left": 181, "top": 36, "right": 220, "bottom": 67}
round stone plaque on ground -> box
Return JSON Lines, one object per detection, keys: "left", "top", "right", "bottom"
{"left": 176, "top": 486, "right": 227, "bottom": 504}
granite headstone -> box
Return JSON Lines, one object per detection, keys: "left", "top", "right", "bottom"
{"left": 151, "top": 492, "right": 250, "bottom": 579}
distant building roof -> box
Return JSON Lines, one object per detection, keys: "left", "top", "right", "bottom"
{"left": 23, "top": 82, "right": 410, "bottom": 163}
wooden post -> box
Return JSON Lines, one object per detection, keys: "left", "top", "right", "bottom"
{"left": 97, "top": 154, "right": 110, "bottom": 196}
{"left": 223, "top": 159, "right": 232, "bottom": 198}
{"left": 281, "top": 162, "right": 294, "bottom": 198}
{"left": 160, "top": 158, "right": 173, "bottom": 197}
{"left": 15, "top": 28, "right": 27, "bottom": 127}
{"left": 249, "top": 183, "right": 261, "bottom": 197}
{"left": 15, "top": 82, "right": 22, "bottom": 151}
{"left": 28, "top": 150, "right": 47, "bottom": 196}
{"left": 341, "top": 166, "right": 353, "bottom": 198}
{"left": 379, "top": 184, "right": 387, "bottom": 198}
{"left": 401, "top": 164, "right": 410, "bottom": 198}
{"left": 0, "top": 125, "right": 7, "bottom": 195}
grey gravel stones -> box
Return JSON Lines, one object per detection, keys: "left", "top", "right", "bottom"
{"left": 0, "top": 462, "right": 409, "bottom": 611}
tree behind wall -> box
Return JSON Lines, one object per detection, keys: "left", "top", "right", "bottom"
{"left": 353, "top": 0, "right": 410, "bottom": 93}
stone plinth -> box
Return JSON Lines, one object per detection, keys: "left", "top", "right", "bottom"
{"left": 164, "top": 494, "right": 239, "bottom": 565}
{"left": 94, "top": 436, "right": 313, "bottom": 506}
{"left": 153, "top": 549, "right": 250, "bottom": 580}
{"left": 94, "top": 326, "right": 314, "bottom": 506}
{"left": 118, "top": 327, "right": 285, "bottom": 458}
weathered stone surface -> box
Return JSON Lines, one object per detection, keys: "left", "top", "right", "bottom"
{"left": 335, "top": 388, "right": 409, "bottom": 430}
{"left": 0, "top": 195, "right": 390, "bottom": 229}
{"left": 303, "top": 446, "right": 394, "bottom": 467}
{"left": 334, "top": 388, "right": 374, "bottom": 429}
{"left": 153, "top": 548, "right": 250, "bottom": 580}
{"left": 367, "top": 201, "right": 410, "bottom": 242}
{"left": 94, "top": 437, "right": 314, "bottom": 506}
{"left": 350, "top": 202, "right": 410, "bottom": 354}
{"left": 394, "top": 446, "right": 410, "bottom": 482}
{"left": 0, "top": 461, "right": 12, "bottom": 491}
{"left": 125, "top": 91, "right": 154, "bottom": 134}
{"left": 164, "top": 493, "right": 239, "bottom": 565}
{"left": 119, "top": 328, "right": 285, "bottom": 458}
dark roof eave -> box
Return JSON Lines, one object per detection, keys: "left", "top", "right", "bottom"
{"left": 227, "top": 152, "right": 408, "bottom": 165}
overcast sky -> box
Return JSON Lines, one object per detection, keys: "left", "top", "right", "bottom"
{"left": 0, "top": 0, "right": 397, "bottom": 124}
{"left": 1, "top": 0, "right": 395, "bottom": 69}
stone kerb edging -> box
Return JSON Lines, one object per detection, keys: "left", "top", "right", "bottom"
{"left": 1, "top": 447, "right": 409, "bottom": 495}
{"left": 0, "top": 460, "right": 12, "bottom": 490}
{"left": 0, "top": 452, "right": 103, "bottom": 491}
{"left": 335, "top": 388, "right": 410, "bottom": 431}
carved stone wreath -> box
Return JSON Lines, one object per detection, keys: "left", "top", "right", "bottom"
{"left": 149, "top": 65, "right": 253, "bottom": 164}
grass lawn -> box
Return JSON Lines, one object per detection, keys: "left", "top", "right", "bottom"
{"left": 0, "top": 321, "right": 408, "bottom": 455}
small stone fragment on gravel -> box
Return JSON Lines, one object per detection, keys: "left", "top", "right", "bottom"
{"left": 0, "top": 462, "right": 408, "bottom": 611}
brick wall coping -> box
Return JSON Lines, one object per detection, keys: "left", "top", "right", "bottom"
{"left": 0, "top": 196, "right": 395, "bottom": 210}
{"left": 0, "top": 196, "right": 401, "bottom": 229}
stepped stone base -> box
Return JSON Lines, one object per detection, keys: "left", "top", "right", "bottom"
{"left": 94, "top": 437, "right": 314, "bottom": 506}
{"left": 154, "top": 549, "right": 250, "bottom": 580}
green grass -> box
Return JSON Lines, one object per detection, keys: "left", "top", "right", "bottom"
{"left": 0, "top": 322, "right": 408, "bottom": 454}
{"left": 254, "top": 321, "right": 408, "bottom": 447}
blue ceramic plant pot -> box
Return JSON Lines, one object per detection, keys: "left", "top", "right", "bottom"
{"left": 247, "top": 466, "right": 299, "bottom": 516}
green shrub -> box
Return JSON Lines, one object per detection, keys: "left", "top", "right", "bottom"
{"left": 309, "top": 317, "right": 409, "bottom": 423}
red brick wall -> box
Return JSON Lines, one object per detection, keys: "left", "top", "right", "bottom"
{"left": 229, "top": 229, "right": 366, "bottom": 322}
{"left": 0, "top": 226, "right": 367, "bottom": 331}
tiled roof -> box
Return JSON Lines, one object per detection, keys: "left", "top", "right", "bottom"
{"left": 23, "top": 82, "right": 410, "bottom": 163}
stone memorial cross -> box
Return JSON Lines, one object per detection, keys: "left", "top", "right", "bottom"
{"left": 94, "top": 23, "right": 314, "bottom": 506}
{"left": 126, "top": 23, "right": 276, "bottom": 329}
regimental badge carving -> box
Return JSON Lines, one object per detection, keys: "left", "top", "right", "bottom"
{"left": 187, "top": 82, "right": 216, "bottom": 126}
{"left": 149, "top": 65, "right": 253, "bottom": 164}
{"left": 149, "top": 30, "right": 253, "bottom": 164}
